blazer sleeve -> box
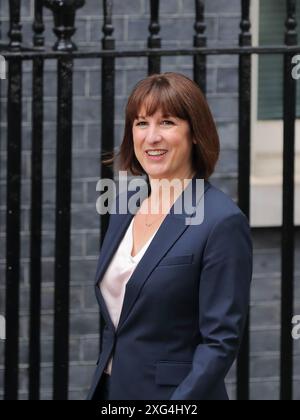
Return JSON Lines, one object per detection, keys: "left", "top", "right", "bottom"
{"left": 170, "top": 212, "right": 253, "bottom": 400}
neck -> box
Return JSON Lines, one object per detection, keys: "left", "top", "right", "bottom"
{"left": 147, "top": 169, "right": 197, "bottom": 212}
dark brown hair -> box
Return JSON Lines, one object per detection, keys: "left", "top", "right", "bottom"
{"left": 102, "top": 72, "right": 220, "bottom": 181}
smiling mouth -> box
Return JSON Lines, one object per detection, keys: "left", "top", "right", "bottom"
{"left": 145, "top": 150, "right": 168, "bottom": 156}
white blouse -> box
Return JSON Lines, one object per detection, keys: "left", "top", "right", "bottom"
{"left": 99, "top": 216, "right": 159, "bottom": 375}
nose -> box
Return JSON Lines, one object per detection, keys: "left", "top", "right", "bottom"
{"left": 145, "top": 123, "right": 163, "bottom": 143}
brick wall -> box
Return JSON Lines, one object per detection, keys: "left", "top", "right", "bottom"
{"left": 0, "top": 0, "right": 299, "bottom": 400}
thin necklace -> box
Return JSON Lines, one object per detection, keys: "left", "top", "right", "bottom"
{"left": 145, "top": 214, "right": 164, "bottom": 227}
{"left": 142, "top": 202, "right": 165, "bottom": 228}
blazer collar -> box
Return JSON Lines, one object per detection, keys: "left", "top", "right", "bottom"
{"left": 95, "top": 174, "right": 211, "bottom": 334}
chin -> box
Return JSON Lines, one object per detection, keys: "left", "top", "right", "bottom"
{"left": 145, "top": 167, "right": 169, "bottom": 177}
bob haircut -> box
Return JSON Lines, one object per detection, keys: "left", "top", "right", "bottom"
{"left": 102, "top": 72, "right": 220, "bottom": 181}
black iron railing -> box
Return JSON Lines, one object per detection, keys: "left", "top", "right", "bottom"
{"left": 0, "top": 0, "right": 299, "bottom": 401}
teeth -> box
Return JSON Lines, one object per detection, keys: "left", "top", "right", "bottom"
{"left": 147, "top": 151, "right": 167, "bottom": 156}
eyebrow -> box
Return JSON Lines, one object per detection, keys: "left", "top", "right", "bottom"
{"left": 136, "top": 114, "right": 174, "bottom": 119}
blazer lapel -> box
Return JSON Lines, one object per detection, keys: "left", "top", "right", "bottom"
{"left": 95, "top": 176, "right": 210, "bottom": 334}
{"left": 94, "top": 210, "right": 138, "bottom": 332}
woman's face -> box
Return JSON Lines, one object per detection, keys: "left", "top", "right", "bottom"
{"left": 132, "top": 106, "right": 196, "bottom": 180}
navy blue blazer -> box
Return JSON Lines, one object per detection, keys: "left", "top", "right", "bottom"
{"left": 87, "top": 175, "right": 253, "bottom": 400}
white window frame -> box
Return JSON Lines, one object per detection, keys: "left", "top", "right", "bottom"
{"left": 250, "top": 0, "right": 300, "bottom": 227}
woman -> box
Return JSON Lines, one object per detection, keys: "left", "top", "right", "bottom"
{"left": 87, "top": 72, "right": 253, "bottom": 401}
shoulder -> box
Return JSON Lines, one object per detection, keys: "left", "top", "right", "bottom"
{"left": 201, "top": 182, "right": 253, "bottom": 256}
{"left": 203, "top": 181, "right": 250, "bottom": 230}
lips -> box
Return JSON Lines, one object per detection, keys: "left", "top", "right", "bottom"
{"left": 145, "top": 150, "right": 168, "bottom": 155}
{"left": 145, "top": 150, "right": 168, "bottom": 161}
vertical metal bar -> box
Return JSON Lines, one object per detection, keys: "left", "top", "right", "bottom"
{"left": 194, "top": 0, "right": 206, "bottom": 94}
{"left": 4, "top": 0, "right": 22, "bottom": 401}
{"left": 0, "top": 6, "right": 2, "bottom": 180}
{"left": 45, "top": 0, "right": 85, "bottom": 401}
{"left": 148, "top": 0, "right": 161, "bottom": 75}
{"left": 280, "top": 0, "right": 297, "bottom": 401}
{"left": 101, "top": 0, "right": 115, "bottom": 247}
{"left": 8, "top": 0, "right": 22, "bottom": 50}
{"left": 28, "top": 0, "right": 45, "bottom": 401}
{"left": 33, "top": 0, "right": 45, "bottom": 48}
{"left": 237, "top": 0, "right": 251, "bottom": 401}
{"left": 99, "top": 0, "right": 116, "bottom": 366}
{"left": 52, "top": 56, "right": 73, "bottom": 400}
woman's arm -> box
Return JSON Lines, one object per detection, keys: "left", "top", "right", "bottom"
{"left": 170, "top": 212, "right": 253, "bottom": 400}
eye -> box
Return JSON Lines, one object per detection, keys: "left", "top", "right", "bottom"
{"left": 135, "top": 120, "right": 174, "bottom": 127}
